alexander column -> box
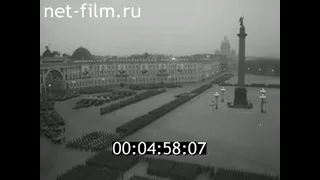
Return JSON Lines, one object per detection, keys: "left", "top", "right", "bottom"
{"left": 233, "top": 16, "right": 251, "bottom": 108}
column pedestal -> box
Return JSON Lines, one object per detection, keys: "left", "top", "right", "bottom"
{"left": 233, "top": 87, "right": 249, "bottom": 108}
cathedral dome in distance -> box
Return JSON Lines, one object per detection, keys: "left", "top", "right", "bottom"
{"left": 71, "top": 47, "right": 92, "bottom": 60}
{"left": 220, "top": 36, "right": 231, "bottom": 54}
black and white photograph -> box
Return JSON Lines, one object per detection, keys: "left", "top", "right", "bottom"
{"left": 140, "top": 64, "right": 148, "bottom": 75}
{"left": 40, "top": 0, "right": 280, "bottom": 180}
{"left": 81, "top": 65, "right": 90, "bottom": 77}
{"left": 158, "top": 64, "right": 167, "bottom": 74}
{"left": 99, "top": 64, "right": 108, "bottom": 76}
{"left": 118, "top": 64, "right": 127, "bottom": 75}
{"left": 177, "top": 63, "right": 184, "bottom": 73}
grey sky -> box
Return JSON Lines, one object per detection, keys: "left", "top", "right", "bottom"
{"left": 40, "top": 0, "right": 280, "bottom": 57}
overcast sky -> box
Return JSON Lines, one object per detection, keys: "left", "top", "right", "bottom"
{"left": 40, "top": 0, "right": 280, "bottom": 57}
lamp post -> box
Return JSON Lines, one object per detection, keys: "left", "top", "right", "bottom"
{"left": 220, "top": 87, "right": 226, "bottom": 102}
{"left": 214, "top": 92, "right": 220, "bottom": 109}
{"left": 48, "top": 83, "right": 52, "bottom": 98}
{"left": 259, "top": 94, "right": 267, "bottom": 113}
{"left": 260, "top": 88, "right": 266, "bottom": 95}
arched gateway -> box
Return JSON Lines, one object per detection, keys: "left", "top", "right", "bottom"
{"left": 43, "top": 69, "right": 66, "bottom": 94}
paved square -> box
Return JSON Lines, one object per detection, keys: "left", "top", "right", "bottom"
{"left": 123, "top": 85, "right": 280, "bottom": 175}
{"left": 40, "top": 75, "right": 280, "bottom": 180}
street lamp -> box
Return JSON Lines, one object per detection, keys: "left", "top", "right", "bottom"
{"left": 213, "top": 92, "right": 220, "bottom": 109}
{"left": 48, "top": 83, "right": 52, "bottom": 98}
{"left": 220, "top": 87, "right": 226, "bottom": 102}
{"left": 259, "top": 94, "right": 267, "bottom": 113}
{"left": 260, "top": 88, "right": 266, "bottom": 95}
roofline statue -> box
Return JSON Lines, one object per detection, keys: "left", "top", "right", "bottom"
{"left": 239, "top": 16, "right": 244, "bottom": 27}
{"left": 45, "top": 43, "right": 51, "bottom": 51}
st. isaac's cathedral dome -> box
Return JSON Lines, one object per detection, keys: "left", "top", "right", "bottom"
{"left": 71, "top": 47, "right": 92, "bottom": 60}
{"left": 220, "top": 36, "right": 231, "bottom": 55}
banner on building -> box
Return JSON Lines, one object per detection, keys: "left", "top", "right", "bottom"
{"left": 117, "top": 64, "right": 126, "bottom": 75}
{"left": 177, "top": 63, "right": 184, "bottom": 73}
{"left": 81, "top": 65, "right": 90, "bottom": 77}
{"left": 159, "top": 64, "right": 166, "bottom": 74}
{"left": 99, "top": 65, "right": 108, "bottom": 75}
{"left": 140, "top": 64, "right": 148, "bottom": 74}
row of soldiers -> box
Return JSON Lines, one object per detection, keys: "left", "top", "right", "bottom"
{"left": 58, "top": 151, "right": 278, "bottom": 180}
{"left": 210, "top": 73, "right": 233, "bottom": 84}
{"left": 140, "top": 155, "right": 278, "bottom": 180}
{"left": 56, "top": 164, "right": 121, "bottom": 180}
{"left": 65, "top": 131, "right": 123, "bottom": 151}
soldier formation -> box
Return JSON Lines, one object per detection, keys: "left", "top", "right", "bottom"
{"left": 58, "top": 154, "right": 278, "bottom": 180}
{"left": 40, "top": 99, "right": 65, "bottom": 144}
{"left": 129, "top": 83, "right": 182, "bottom": 90}
{"left": 66, "top": 131, "right": 123, "bottom": 152}
{"left": 73, "top": 90, "right": 137, "bottom": 109}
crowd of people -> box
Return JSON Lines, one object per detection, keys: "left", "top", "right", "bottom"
{"left": 73, "top": 91, "right": 137, "bottom": 109}
{"left": 65, "top": 131, "right": 123, "bottom": 152}
{"left": 56, "top": 164, "right": 121, "bottom": 180}
{"left": 40, "top": 100, "right": 66, "bottom": 144}
{"left": 128, "top": 175, "right": 162, "bottom": 180}
{"left": 58, "top": 152, "right": 278, "bottom": 180}
{"left": 55, "top": 73, "right": 279, "bottom": 180}
{"left": 129, "top": 83, "right": 182, "bottom": 90}
{"left": 210, "top": 73, "right": 234, "bottom": 84}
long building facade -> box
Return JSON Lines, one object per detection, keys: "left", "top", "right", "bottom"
{"left": 40, "top": 57, "right": 226, "bottom": 94}
{"left": 40, "top": 37, "right": 234, "bottom": 94}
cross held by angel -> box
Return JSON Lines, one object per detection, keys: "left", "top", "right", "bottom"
{"left": 239, "top": 16, "right": 244, "bottom": 27}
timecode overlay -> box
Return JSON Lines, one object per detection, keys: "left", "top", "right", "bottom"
{"left": 112, "top": 141, "right": 207, "bottom": 156}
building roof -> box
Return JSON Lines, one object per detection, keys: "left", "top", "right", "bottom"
{"left": 41, "top": 57, "right": 67, "bottom": 62}
{"left": 72, "top": 47, "right": 92, "bottom": 60}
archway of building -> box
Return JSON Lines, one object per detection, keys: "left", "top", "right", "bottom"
{"left": 44, "top": 69, "right": 66, "bottom": 95}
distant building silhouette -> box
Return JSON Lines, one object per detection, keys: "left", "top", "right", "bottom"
{"left": 214, "top": 36, "right": 237, "bottom": 61}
